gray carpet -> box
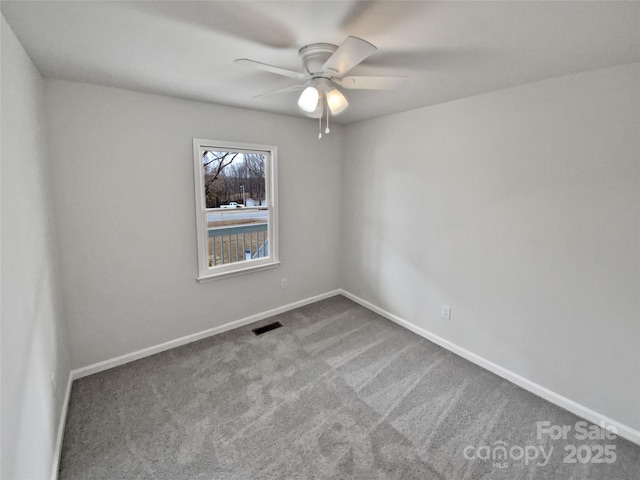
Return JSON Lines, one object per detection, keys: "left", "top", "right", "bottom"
{"left": 59, "top": 295, "right": 640, "bottom": 479}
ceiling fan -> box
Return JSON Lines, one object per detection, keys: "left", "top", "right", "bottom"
{"left": 235, "top": 36, "right": 406, "bottom": 137}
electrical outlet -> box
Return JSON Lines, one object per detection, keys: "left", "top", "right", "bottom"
{"left": 281, "top": 278, "right": 288, "bottom": 289}
{"left": 441, "top": 305, "right": 451, "bottom": 320}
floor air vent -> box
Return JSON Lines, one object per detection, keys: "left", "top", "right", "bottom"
{"left": 252, "top": 321, "right": 283, "bottom": 336}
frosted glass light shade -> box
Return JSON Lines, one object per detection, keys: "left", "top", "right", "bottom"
{"left": 298, "top": 86, "right": 320, "bottom": 113}
{"left": 306, "top": 98, "right": 324, "bottom": 118}
{"left": 326, "top": 88, "right": 348, "bottom": 115}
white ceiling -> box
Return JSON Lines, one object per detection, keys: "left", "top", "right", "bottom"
{"left": 2, "top": 1, "right": 639, "bottom": 124}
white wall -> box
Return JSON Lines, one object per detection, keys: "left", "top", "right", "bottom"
{"left": 1, "top": 15, "right": 72, "bottom": 479}
{"left": 44, "top": 79, "right": 343, "bottom": 369}
{"left": 342, "top": 63, "right": 640, "bottom": 432}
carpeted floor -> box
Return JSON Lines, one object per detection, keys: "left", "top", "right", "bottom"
{"left": 59, "top": 295, "right": 640, "bottom": 479}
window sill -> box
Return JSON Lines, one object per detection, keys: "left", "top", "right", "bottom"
{"left": 197, "top": 261, "right": 281, "bottom": 283}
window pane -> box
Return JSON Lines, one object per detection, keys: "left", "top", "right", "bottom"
{"left": 202, "top": 151, "right": 266, "bottom": 209}
{"left": 206, "top": 210, "right": 269, "bottom": 267}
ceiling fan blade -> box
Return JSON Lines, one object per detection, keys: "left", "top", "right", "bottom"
{"left": 321, "top": 36, "right": 377, "bottom": 76}
{"left": 234, "top": 59, "right": 308, "bottom": 81}
{"left": 252, "top": 84, "right": 304, "bottom": 99}
{"left": 338, "top": 76, "right": 407, "bottom": 90}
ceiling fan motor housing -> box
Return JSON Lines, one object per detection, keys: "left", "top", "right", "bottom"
{"left": 298, "top": 43, "right": 338, "bottom": 76}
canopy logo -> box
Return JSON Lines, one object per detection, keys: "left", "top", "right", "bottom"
{"left": 463, "top": 441, "right": 553, "bottom": 469}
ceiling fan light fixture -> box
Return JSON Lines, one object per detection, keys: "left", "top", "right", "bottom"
{"left": 237, "top": 36, "right": 404, "bottom": 137}
{"left": 297, "top": 86, "right": 319, "bottom": 113}
{"left": 326, "top": 87, "right": 348, "bottom": 115}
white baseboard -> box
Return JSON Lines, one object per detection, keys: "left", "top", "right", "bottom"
{"left": 51, "top": 372, "right": 73, "bottom": 480}
{"left": 71, "top": 290, "right": 341, "bottom": 380}
{"left": 338, "top": 289, "right": 640, "bottom": 447}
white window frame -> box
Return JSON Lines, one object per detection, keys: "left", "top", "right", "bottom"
{"left": 193, "top": 139, "right": 279, "bottom": 281}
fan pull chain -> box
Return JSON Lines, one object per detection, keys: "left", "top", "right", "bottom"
{"left": 318, "top": 116, "right": 322, "bottom": 139}
{"left": 325, "top": 106, "right": 330, "bottom": 134}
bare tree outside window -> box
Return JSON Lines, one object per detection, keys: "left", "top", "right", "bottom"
{"left": 202, "top": 151, "right": 266, "bottom": 208}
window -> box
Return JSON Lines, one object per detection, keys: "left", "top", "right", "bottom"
{"left": 193, "top": 139, "right": 278, "bottom": 280}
